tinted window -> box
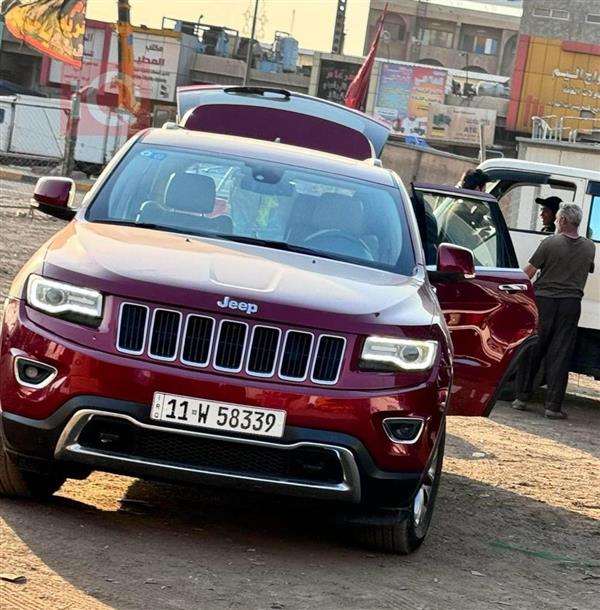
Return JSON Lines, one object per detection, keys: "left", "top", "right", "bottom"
{"left": 86, "top": 144, "right": 415, "bottom": 275}
{"left": 418, "top": 192, "right": 502, "bottom": 267}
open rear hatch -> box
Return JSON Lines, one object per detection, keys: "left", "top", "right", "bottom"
{"left": 177, "top": 86, "right": 390, "bottom": 160}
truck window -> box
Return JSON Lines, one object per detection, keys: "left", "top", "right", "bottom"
{"left": 589, "top": 195, "right": 600, "bottom": 242}
{"left": 499, "top": 182, "right": 576, "bottom": 233}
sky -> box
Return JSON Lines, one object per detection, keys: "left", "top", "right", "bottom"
{"left": 86, "top": 0, "right": 372, "bottom": 56}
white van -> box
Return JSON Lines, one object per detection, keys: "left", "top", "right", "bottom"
{"left": 479, "top": 159, "right": 600, "bottom": 380}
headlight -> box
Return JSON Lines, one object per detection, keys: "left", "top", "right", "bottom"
{"left": 360, "top": 337, "right": 438, "bottom": 371}
{"left": 27, "top": 275, "right": 103, "bottom": 326}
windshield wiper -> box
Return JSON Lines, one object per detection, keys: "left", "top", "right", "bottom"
{"left": 208, "top": 234, "right": 339, "bottom": 261}
{"left": 93, "top": 219, "right": 208, "bottom": 237}
{"left": 93, "top": 221, "right": 339, "bottom": 261}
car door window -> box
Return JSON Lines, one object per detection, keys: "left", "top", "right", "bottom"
{"left": 588, "top": 195, "right": 600, "bottom": 242}
{"left": 419, "top": 192, "right": 500, "bottom": 267}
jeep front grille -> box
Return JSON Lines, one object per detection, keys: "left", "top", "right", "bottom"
{"left": 116, "top": 302, "right": 346, "bottom": 385}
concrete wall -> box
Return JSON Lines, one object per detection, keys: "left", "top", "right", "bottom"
{"left": 381, "top": 140, "right": 477, "bottom": 186}
{"left": 517, "top": 138, "right": 600, "bottom": 171}
{"left": 520, "top": 0, "right": 600, "bottom": 43}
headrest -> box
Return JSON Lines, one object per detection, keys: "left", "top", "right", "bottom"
{"left": 165, "top": 173, "right": 216, "bottom": 214}
{"left": 313, "top": 194, "right": 364, "bottom": 235}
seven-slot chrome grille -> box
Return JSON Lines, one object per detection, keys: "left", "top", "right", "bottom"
{"left": 116, "top": 303, "right": 346, "bottom": 385}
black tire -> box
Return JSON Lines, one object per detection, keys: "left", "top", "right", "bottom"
{"left": 354, "top": 424, "right": 446, "bottom": 554}
{"left": 0, "top": 440, "right": 65, "bottom": 499}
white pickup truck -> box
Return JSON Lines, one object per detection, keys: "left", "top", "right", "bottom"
{"left": 480, "top": 159, "right": 600, "bottom": 380}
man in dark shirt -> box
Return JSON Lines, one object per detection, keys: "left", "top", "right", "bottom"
{"left": 512, "top": 203, "right": 595, "bottom": 419}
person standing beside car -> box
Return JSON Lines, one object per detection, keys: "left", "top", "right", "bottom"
{"left": 512, "top": 203, "right": 595, "bottom": 419}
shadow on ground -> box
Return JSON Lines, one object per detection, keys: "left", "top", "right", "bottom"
{"left": 1, "top": 470, "right": 599, "bottom": 610}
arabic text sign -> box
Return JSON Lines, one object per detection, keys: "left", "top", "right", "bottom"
{"left": 316, "top": 59, "right": 361, "bottom": 104}
{"left": 48, "top": 24, "right": 181, "bottom": 102}
{"left": 374, "top": 62, "right": 446, "bottom": 135}
{"left": 509, "top": 36, "right": 600, "bottom": 132}
{"left": 105, "top": 31, "right": 181, "bottom": 102}
{"left": 427, "top": 104, "right": 497, "bottom": 144}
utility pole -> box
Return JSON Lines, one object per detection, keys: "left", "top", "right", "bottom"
{"left": 332, "top": 0, "right": 347, "bottom": 55}
{"left": 117, "top": 0, "right": 135, "bottom": 111}
{"left": 62, "top": 80, "right": 81, "bottom": 176}
{"left": 243, "top": 0, "right": 259, "bottom": 86}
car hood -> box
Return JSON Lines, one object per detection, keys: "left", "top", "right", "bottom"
{"left": 42, "top": 222, "right": 437, "bottom": 333}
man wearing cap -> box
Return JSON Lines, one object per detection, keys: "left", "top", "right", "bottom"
{"left": 512, "top": 203, "right": 595, "bottom": 419}
{"left": 536, "top": 196, "right": 561, "bottom": 233}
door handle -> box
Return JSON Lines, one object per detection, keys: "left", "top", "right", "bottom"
{"left": 498, "top": 284, "right": 529, "bottom": 293}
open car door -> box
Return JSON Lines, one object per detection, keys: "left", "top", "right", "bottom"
{"left": 412, "top": 184, "right": 538, "bottom": 416}
{"left": 176, "top": 85, "right": 390, "bottom": 160}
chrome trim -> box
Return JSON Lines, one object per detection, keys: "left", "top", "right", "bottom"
{"left": 245, "top": 324, "right": 282, "bottom": 378}
{"left": 498, "top": 284, "right": 529, "bottom": 293}
{"left": 278, "top": 330, "right": 315, "bottom": 382}
{"left": 213, "top": 319, "right": 249, "bottom": 373}
{"left": 382, "top": 417, "right": 425, "bottom": 445}
{"left": 180, "top": 313, "right": 216, "bottom": 368}
{"left": 54, "top": 410, "right": 361, "bottom": 503}
{"left": 147, "top": 308, "right": 182, "bottom": 362}
{"left": 116, "top": 302, "right": 149, "bottom": 356}
{"left": 310, "top": 334, "right": 347, "bottom": 386}
{"left": 13, "top": 357, "right": 58, "bottom": 390}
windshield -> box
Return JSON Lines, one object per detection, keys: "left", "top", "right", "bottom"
{"left": 86, "top": 143, "right": 415, "bottom": 275}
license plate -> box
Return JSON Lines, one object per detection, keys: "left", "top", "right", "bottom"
{"left": 151, "top": 392, "right": 286, "bottom": 438}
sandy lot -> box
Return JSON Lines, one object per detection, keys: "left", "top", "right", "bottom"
{"left": 1, "top": 182, "right": 599, "bottom": 610}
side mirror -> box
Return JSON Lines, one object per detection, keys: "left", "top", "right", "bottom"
{"left": 435, "top": 243, "right": 475, "bottom": 279}
{"left": 31, "top": 177, "right": 77, "bottom": 221}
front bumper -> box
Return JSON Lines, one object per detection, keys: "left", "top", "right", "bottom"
{"left": 1, "top": 299, "right": 448, "bottom": 508}
{"left": 2, "top": 398, "right": 425, "bottom": 508}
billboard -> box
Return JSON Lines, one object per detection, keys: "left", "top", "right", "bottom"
{"left": 507, "top": 36, "right": 600, "bottom": 133}
{"left": 316, "top": 59, "right": 361, "bottom": 105}
{"left": 47, "top": 23, "right": 181, "bottom": 103}
{"left": 374, "top": 62, "right": 447, "bottom": 136}
{"left": 427, "top": 104, "right": 497, "bottom": 145}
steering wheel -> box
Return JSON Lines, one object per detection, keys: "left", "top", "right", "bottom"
{"left": 301, "top": 229, "right": 374, "bottom": 261}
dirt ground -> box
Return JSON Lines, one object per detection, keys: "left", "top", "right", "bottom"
{"left": 1, "top": 181, "right": 599, "bottom": 610}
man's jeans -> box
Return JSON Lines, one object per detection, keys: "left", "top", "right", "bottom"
{"left": 516, "top": 297, "right": 581, "bottom": 411}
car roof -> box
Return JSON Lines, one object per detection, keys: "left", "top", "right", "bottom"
{"left": 139, "top": 128, "right": 396, "bottom": 187}
{"left": 413, "top": 182, "right": 498, "bottom": 202}
{"left": 480, "top": 158, "right": 600, "bottom": 180}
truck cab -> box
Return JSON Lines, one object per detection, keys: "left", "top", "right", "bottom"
{"left": 479, "top": 159, "right": 600, "bottom": 379}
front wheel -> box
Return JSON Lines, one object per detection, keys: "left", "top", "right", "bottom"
{"left": 0, "top": 439, "right": 65, "bottom": 499}
{"left": 355, "top": 425, "right": 446, "bottom": 554}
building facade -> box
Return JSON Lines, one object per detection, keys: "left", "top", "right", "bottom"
{"left": 363, "top": 0, "right": 522, "bottom": 76}
{"left": 520, "top": 0, "right": 600, "bottom": 43}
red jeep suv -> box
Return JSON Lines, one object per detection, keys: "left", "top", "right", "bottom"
{"left": 0, "top": 88, "right": 537, "bottom": 553}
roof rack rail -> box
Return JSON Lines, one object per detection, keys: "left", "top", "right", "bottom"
{"left": 363, "top": 158, "right": 383, "bottom": 167}
{"left": 162, "top": 122, "right": 182, "bottom": 130}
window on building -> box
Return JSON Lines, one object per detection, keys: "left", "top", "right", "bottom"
{"left": 418, "top": 28, "right": 454, "bottom": 48}
{"left": 460, "top": 33, "right": 499, "bottom": 55}
{"left": 385, "top": 19, "right": 407, "bottom": 42}
{"left": 533, "top": 7, "right": 570, "bottom": 19}
{"left": 586, "top": 13, "right": 600, "bottom": 23}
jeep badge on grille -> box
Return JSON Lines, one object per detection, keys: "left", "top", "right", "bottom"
{"left": 217, "top": 296, "right": 258, "bottom": 315}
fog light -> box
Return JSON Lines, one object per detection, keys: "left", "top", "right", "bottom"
{"left": 383, "top": 418, "right": 424, "bottom": 444}
{"left": 15, "top": 357, "right": 57, "bottom": 389}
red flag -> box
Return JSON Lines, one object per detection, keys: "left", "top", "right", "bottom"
{"left": 344, "top": 3, "right": 387, "bottom": 110}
